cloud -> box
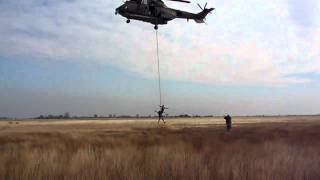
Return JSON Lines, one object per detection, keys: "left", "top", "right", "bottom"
{"left": 0, "top": 0, "right": 319, "bottom": 86}
{"left": 287, "top": 0, "right": 319, "bottom": 27}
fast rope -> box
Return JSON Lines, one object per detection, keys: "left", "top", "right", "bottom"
{"left": 155, "top": 30, "right": 162, "bottom": 106}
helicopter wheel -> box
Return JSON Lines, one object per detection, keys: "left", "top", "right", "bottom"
{"left": 126, "top": 19, "right": 130, "bottom": 23}
{"left": 154, "top": 25, "right": 158, "bottom": 30}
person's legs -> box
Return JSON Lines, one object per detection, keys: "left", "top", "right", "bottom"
{"left": 227, "top": 124, "right": 231, "bottom": 131}
{"left": 162, "top": 116, "right": 165, "bottom": 124}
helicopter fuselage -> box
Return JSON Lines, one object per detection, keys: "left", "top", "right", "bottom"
{"left": 116, "top": 1, "right": 175, "bottom": 25}
{"left": 115, "top": 0, "right": 209, "bottom": 27}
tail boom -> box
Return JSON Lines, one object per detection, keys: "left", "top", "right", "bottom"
{"left": 172, "top": 7, "right": 214, "bottom": 23}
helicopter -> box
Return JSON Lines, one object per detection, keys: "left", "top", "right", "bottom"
{"left": 115, "top": 0, "right": 214, "bottom": 30}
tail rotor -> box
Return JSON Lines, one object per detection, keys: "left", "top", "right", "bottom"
{"left": 195, "top": 2, "right": 214, "bottom": 23}
{"left": 197, "top": 2, "right": 213, "bottom": 14}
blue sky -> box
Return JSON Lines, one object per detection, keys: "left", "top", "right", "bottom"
{"left": 0, "top": 0, "right": 319, "bottom": 117}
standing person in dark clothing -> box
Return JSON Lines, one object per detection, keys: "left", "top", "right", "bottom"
{"left": 224, "top": 114, "right": 232, "bottom": 131}
{"left": 156, "top": 105, "right": 168, "bottom": 124}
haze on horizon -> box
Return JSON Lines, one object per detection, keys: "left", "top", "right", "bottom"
{"left": 0, "top": 0, "right": 319, "bottom": 118}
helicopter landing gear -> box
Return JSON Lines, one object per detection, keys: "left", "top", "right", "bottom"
{"left": 154, "top": 25, "right": 158, "bottom": 30}
{"left": 126, "top": 19, "right": 130, "bottom": 23}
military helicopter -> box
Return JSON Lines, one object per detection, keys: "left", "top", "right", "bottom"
{"left": 115, "top": 0, "right": 214, "bottom": 30}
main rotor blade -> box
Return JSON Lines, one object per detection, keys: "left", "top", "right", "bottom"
{"left": 167, "top": 0, "right": 191, "bottom": 3}
{"left": 204, "top": 2, "right": 207, "bottom": 9}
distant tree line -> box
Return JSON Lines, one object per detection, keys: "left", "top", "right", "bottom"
{"left": 29, "top": 113, "right": 320, "bottom": 120}
{"left": 36, "top": 112, "right": 70, "bottom": 119}
{"left": 35, "top": 113, "right": 217, "bottom": 119}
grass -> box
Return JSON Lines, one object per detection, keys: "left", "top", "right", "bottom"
{"left": 0, "top": 117, "right": 320, "bottom": 179}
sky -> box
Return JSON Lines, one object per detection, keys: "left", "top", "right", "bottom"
{"left": 0, "top": 0, "right": 319, "bottom": 118}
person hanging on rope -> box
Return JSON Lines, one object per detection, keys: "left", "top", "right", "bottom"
{"left": 156, "top": 105, "right": 168, "bottom": 124}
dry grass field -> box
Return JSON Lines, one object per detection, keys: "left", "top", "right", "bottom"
{"left": 0, "top": 116, "right": 320, "bottom": 180}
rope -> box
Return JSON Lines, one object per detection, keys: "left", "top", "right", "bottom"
{"left": 156, "top": 30, "right": 162, "bottom": 106}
